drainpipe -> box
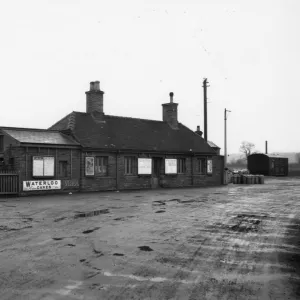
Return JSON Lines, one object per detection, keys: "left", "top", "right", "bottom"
{"left": 116, "top": 151, "right": 119, "bottom": 191}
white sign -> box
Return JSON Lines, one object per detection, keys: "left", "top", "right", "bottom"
{"left": 23, "top": 180, "right": 61, "bottom": 191}
{"left": 43, "top": 157, "right": 55, "bottom": 176}
{"left": 138, "top": 158, "right": 152, "bottom": 175}
{"left": 207, "top": 159, "right": 213, "bottom": 174}
{"left": 165, "top": 159, "right": 177, "bottom": 174}
{"left": 85, "top": 157, "right": 95, "bottom": 176}
{"left": 33, "top": 156, "right": 55, "bottom": 177}
{"left": 33, "top": 156, "right": 44, "bottom": 176}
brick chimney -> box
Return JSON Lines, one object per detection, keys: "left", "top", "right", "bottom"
{"left": 86, "top": 81, "right": 104, "bottom": 114}
{"left": 195, "top": 125, "right": 203, "bottom": 137}
{"left": 162, "top": 92, "right": 178, "bottom": 129}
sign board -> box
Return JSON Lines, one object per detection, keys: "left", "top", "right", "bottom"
{"left": 33, "top": 156, "right": 55, "bottom": 177}
{"left": 165, "top": 159, "right": 177, "bottom": 174}
{"left": 23, "top": 180, "right": 61, "bottom": 191}
{"left": 33, "top": 156, "right": 44, "bottom": 177}
{"left": 138, "top": 158, "right": 152, "bottom": 175}
{"left": 207, "top": 159, "right": 213, "bottom": 174}
{"left": 85, "top": 157, "right": 95, "bottom": 176}
{"left": 43, "top": 157, "right": 55, "bottom": 176}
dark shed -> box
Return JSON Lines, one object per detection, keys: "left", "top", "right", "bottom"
{"left": 247, "top": 153, "right": 288, "bottom": 176}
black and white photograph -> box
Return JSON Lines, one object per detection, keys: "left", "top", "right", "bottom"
{"left": 1, "top": 0, "right": 300, "bottom": 299}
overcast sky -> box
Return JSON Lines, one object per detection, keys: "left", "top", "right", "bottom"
{"left": 1, "top": 0, "right": 299, "bottom": 155}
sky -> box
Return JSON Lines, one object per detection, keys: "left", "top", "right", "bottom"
{"left": 1, "top": 0, "right": 300, "bottom": 155}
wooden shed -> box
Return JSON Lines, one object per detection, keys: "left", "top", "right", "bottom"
{"left": 247, "top": 153, "right": 288, "bottom": 176}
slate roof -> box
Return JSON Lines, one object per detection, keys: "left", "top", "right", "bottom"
{"left": 0, "top": 127, "right": 80, "bottom": 146}
{"left": 207, "top": 141, "right": 220, "bottom": 149}
{"left": 49, "top": 112, "right": 217, "bottom": 154}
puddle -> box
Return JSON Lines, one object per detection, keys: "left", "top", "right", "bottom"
{"left": 155, "top": 210, "right": 165, "bottom": 213}
{"left": 114, "top": 217, "right": 125, "bottom": 221}
{"left": 79, "top": 259, "right": 86, "bottom": 262}
{"left": 67, "top": 243, "right": 75, "bottom": 247}
{"left": 229, "top": 214, "right": 263, "bottom": 233}
{"left": 138, "top": 246, "right": 153, "bottom": 252}
{"left": 135, "top": 196, "right": 143, "bottom": 198}
{"left": 168, "top": 199, "right": 180, "bottom": 202}
{"left": 153, "top": 200, "right": 166, "bottom": 205}
{"left": 74, "top": 209, "right": 110, "bottom": 218}
{"left": 0, "top": 225, "right": 32, "bottom": 231}
{"left": 93, "top": 248, "right": 104, "bottom": 256}
{"left": 82, "top": 227, "right": 100, "bottom": 234}
{"left": 113, "top": 253, "right": 125, "bottom": 256}
{"left": 54, "top": 216, "right": 67, "bottom": 222}
{"left": 52, "top": 237, "right": 64, "bottom": 241}
{"left": 179, "top": 199, "right": 196, "bottom": 204}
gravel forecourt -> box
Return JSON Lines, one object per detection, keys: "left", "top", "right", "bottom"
{"left": 1, "top": 177, "right": 300, "bottom": 300}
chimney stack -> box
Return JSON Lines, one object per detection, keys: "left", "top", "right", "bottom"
{"left": 265, "top": 141, "right": 268, "bottom": 154}
{"left": 195, "top": 125, "right": 203, "bottom": 137}
{"left": 162, "top": 92, "right": 178, "bottom": 129}
{"left": 86, "top": 81, "right": 104, "bottom": 114}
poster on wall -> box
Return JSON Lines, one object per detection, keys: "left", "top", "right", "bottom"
{"left": 85, "top": 157, "right": 95, "bottom": 176}
{"left": 43, "top": 157, "right": 55, "bottom": 176}
{"left": 33, "top": 156, "right": 55, "bottom": 177}
{"left": 165, "top": 159, "right": 177, "bottom": 174}
{"left": 138, "top": 158, "right": 152, "bottom": 175}
{"left": 33, "top": 156, "right": 44, "bottom": 177}
{"left": 23, "top": 180, "right": 61, "bottom": 191}
{"left": 207, "top": 159, "right": 213, "bottom": 174}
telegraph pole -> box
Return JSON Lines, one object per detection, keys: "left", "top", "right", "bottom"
{"left": 224, "top": 108, "right": 231, "bottom": 183}
{"left": 203, "top": 78, "right": 209, "bottom": 142}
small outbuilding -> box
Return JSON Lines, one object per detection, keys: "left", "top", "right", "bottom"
{"left": 247, "top": 153, "right": 288, "bottom": 176}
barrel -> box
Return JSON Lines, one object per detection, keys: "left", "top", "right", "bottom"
{"left": 236, "top": 175, "right": 241, "bottom": 184}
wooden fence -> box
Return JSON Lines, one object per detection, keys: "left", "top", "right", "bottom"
{"left": 0, "top": 170, "right": 20, "bottom": 195}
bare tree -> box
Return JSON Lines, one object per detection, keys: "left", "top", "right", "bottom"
{"left": 239, "top": 141, "right": 255, "bottom": 159}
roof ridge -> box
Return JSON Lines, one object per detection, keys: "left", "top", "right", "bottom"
{"left": 105, "top": 114, "right": 165, "bottom": 123}
{"left": 70, "top": 111, "right": 164, "bottom": 123}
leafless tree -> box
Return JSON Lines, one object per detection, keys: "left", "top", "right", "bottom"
{"left": 239, "top": 141, "right": 255, "bottom": 159}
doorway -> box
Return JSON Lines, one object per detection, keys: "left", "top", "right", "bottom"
{"left": 152, "top": 157, "right": 162, "bottom": 188}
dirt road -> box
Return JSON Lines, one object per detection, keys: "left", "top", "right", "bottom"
{"left": 1, "top": 177, "right": 300, "bottom": 299}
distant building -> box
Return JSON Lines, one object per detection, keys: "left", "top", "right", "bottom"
{"left": 0, "top": 81, "right": 224, "bottom": 195}
{"left": 247, "top": 153, "right": 288, "bottom": 176}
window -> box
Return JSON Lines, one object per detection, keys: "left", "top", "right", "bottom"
{"left": 59, "top": 161, "right": 68, "bottom": 178}
{"left": 95, "top": 156, "right": 108, "bottom": 175}
{"left": 9, "top": 157, "right": 14, "bottom": 166}
{"left": 125, "top": 156, "right": 136, "bottom": 175}
{"left": 197, "top": 158, "right": 206, "bottom": 174}
{"left": 177, "top": 158, "right": 186, "bottom": 174}
{"left": 0, "top": 135, "right": 3, "bottom": 152}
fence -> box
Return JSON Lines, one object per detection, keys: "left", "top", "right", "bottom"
{"left": 0, "top": 170, "right": 20, "bottom": 195}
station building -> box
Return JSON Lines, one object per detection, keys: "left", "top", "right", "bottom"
{"left": 0, "top": 81, "right": 224, "bottom": 195}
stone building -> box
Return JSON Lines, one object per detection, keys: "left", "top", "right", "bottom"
{"left": 0, "top": 81, "right": 224, "bottom": 195}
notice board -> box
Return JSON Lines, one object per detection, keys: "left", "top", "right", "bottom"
{"left": 138, "top": 158, "right": 152, "bottom": 175}
{"left": 165, "top": 159, "right": 177, "bottom": 174}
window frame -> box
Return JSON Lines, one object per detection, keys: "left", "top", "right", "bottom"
{"left": 197, "top": 158, "right": 206, "bottom": 175}
{"left": 177, "top": 158, "right": 186, "bottom": 174}
{"left": 124, "top": 156, "right": 137, "bottom": 175}
{"left": 95, "top": 156, "right": 109, "bottom": 176}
